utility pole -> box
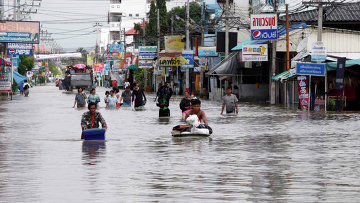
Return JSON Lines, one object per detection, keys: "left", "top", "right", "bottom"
{"left": 13, "top": 0, "right": 17, "bottom": 20}
{"left": 270, "top": 1, "right": 278, "bottom": 105}
{"left": 171, "top": 11, "right": 174, "bottom": 36}
{"left": 143, "top": 17, "right": 147, "bottom": 89}
{"left": 200, "top": 2, "right": 206, "bottom": 98}
{"left": 157, "top": 8, "right": 160, "bottom": 90}
{"left": 225, "top": 0, "right": 229, "bottom": 57}
{"left": 0, "top": 0, "right": 4, "bottom": 20}
{"left": 285, "top": 4, "right": 290, "bottom": 106}
{"left": 185, "top": 0, "right": 190, "bottom": 91}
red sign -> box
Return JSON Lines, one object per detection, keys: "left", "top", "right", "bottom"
{"left": 94, "top": 63, "right": 104, "bottom": 72}
{"left": 297, "top": 76, "right": 309, "bottom": 111}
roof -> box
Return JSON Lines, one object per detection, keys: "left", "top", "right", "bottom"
{"left": 283, "top": 3, "right": 360, "bottom": 22}
{"left": 125, "top": 21, "right": 148, "bottom": 35}
{"left": 205, "top": 52, "right": 238, "bottom": 76}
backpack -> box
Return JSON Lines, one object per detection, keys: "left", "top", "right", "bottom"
{"left": 24, "top": 84, "right": 29, "bottom": 90}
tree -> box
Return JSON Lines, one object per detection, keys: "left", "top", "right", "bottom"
{"left": 170, "top": 2, "right": 202, "bottom": 35}
{"left": 18, "top": 56, "right": 34, "bottom": 76}
{"left": 48, "top": 61, "right": 60, "bottom": 76}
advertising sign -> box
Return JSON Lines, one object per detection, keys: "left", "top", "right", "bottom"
{"left": 94, "top": 63, "right": 104, "bottom": 71}
{"left": 139, "top": 46, "right": 157, "bottom": 60}
{"left": 296, "top": 63, "right": 325, "bottom": 76}
{"left": 0, "top": 72, "right": 11, "bottom": 92}
{"left": 250, "top": 14, "right": 277, "bottom": 41}
{"left": 335, "top": 57, "right": 346, "bottom": 90}
{"left": 311, "top": 41, "right": 326, "bottom": 62}
{"left": 165, "top": 36, "right": 185, "bottom": 52}
{"left": 139, "top": 60, "right": 153, "bottom": 69}
{"left": 242, "top": 44, "right": 268, "bottom": 61}
{"left": 297, "top": 76, "right": 309, "bottom": 111}
{"left": 7, "top": 43, "right": 33, "bottom": 56}
{"left": 87, "top": 54, "right": 94, "bottom": 66}
{"left": 159, "top": 52, "right": 181, "bottom": 67}
{"left": 109, "top": 44, "right": 122, "bottom": 53}
{"left": 0, "top": 21, "right": 40, "bottom": 43}
{"left": 181, "top": 50, "right": 194, "bottom": 71}
{"left": 198, "top": 47, "right": 218, "bottom": 57}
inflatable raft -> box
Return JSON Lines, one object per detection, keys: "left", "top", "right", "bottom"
{"left": 171, "top": 115, "right": 212, "bottom": 137}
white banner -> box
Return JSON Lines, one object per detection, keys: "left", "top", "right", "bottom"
{"left": 34, "top": 53, "right": 82, "bottom": 61}
{"left": 242, "top": 44, "right": 268, "bottom": 61}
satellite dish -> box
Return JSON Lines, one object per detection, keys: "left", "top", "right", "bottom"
{"left": 297, "top": 37, "right": 308, "bottom": 53}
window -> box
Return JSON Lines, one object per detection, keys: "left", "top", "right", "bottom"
{"left": 135, "top": 14, "right": 139, "bottom": 17}
{"left": 129, "top": 14, "right": 132, "bottom": 17}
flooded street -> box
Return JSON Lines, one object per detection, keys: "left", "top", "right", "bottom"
{"left": 0, "top": 85, "right": 359, "bottom": 202}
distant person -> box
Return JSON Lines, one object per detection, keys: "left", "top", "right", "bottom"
{"left": 185, "top": 99, "right": 208, "bottom": 125}
{"left": 132, "top": 84, "right": 146, "bottom": 108}
{"left": 221, "top": 87, "right": 239, "bottom": 115}
{"left": 112, "top": 80, "right": 118, "bottom": 88}
{"left": 104, "top": 91, "right": 110, "bottom": 106}
{"left": 73, "top": 87, "right": 87, "bottom": 108}
{"left": 156, "top": 82, "right": 173, "bottom": 117}
{"left": 106, "top": 90, "right": 117, "bottom": 109}
{"left": 23, "top": 80, "right": 30, "bottom": 97}
{"left": 233, "top": 85, "right": 239, "bottom": 99}
{"left": 87, "top": 88, "right": 100, "bottom": 105}
{"left": 180, "top": 91, "right": 192, "bottom": 120}
{"left": 19, "top": 81, "right": 24, "bottom": 95}
{"left": 81, "top": 102, "right": 107, "bottom": 139}
{"left": 113, "top": 88, "right": 121, "bottom": 108}
{"left": 120, "top": 86, "right": 132, "bottom": 107}
{"left": 124, "top": 79, "right": 130, "bottom": 89}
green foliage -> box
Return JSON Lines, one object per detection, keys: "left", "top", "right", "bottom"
{"left": 48, "top": 61, "right": 61, "bottom": 76}
{"left": 133, "top": 68, "right": 144, "bottom": 87}
{"left": 18, "top": 56, "right": 34, "bottom": 76}
{"left": 38, "top": 76, "right": 45, "bottom": 84}
{"left": 170, "top": 2, "right": 201, "bottom": 34}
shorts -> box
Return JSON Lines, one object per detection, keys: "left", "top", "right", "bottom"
{"left": 122, "top": 102, "right": 131, "bottom": 106}
{"left": 24, "top": 89, "right": 29, "bottom": 95}
{"left": 226, "top": 109, "right": 235, "bottom": 114}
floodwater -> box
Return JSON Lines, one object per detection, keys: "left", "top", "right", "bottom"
{"left": 0, "top": 85, "right": 359, "bottom": 202}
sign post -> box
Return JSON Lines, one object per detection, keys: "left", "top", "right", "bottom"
{"left": 335, "top": 57, "right": 346, "bottom": 112}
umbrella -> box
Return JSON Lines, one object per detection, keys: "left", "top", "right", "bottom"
{"left": 75, "top": 64, "right": 86, "bottom": 69}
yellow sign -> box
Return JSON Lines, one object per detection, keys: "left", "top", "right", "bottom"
{"left": 87, "top": 54, "right": 94, "bottom": 66}
{"left": 165, "top": 36, "right": 185, "bottom": 52}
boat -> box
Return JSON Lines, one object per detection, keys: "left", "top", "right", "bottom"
{"left": 171, "top": 115, "right": 212, "bottom": 137}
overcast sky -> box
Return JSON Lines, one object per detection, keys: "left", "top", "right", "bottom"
{"left": 28, "top": 0, "right": 302, "bottom": 52}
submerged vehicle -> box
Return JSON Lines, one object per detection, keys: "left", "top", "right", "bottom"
{"left": 171, "top": 115, "right": 213, "bottom": 137}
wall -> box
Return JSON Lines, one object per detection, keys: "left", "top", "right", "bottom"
{"left": 238, "top": 84, "right": 269, "bottom": 102}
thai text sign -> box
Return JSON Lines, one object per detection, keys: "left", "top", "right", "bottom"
{"left": 297, "top": 76, "right": 309, "bottom": 111}
{"left": 87, "top": 54, "right": 94, "bottom": 66}
{"left": 335, "top": 57, "right": 346, "bottom": 90}
{"left": 139, "top": 60, "right": 153, "bottom": 69}
{"left": 242, "top": 44, "right": 268, "bottom": 61}
{"left": 250, "top": 14, "right": 277, "bottom": 41}
{"left": 181, "top": 50, "right": 194, "bottom": 69}
{"left": 0, "top": 21, "right": 40, "bottom": 43}
{"left": 109, "top": 44, "right": 122, "bottom": 53}
{"left": 198, "top": 47, "right": 218, "bottom": 57}
{"left": 0, "top": 72, "right": 11, "bottom": 92}
{"left": 94, "top": 63, "right": 104, "bottom": 71}
{"left": 165, "top": 36, "right": 185, "bottom": 52}
{"left": 139, "top": 46, "right": 157, "bottom": 60}
{"left": 311, "top": 42, "right": 326, "bottom": 62}
{"left": 159, "top": 53, "right": 181, "bottom": 67}
{"left": 296, "top": 63, "right": 325, "bottom": 76}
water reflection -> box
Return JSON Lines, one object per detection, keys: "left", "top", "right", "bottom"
{"left": 82, "top": 141, "right": 106, "bottom": 165}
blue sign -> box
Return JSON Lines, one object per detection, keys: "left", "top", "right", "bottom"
{"left": 181, "top": 50, "right": 194, "bottom": 73}
{"left": 296, "top": 63, "right": 326, "bottom": 76}
{"left": 7, "top": 48, "right": 33, "bottom": 56}
{"left": 139, "top": 52, "right": 157, "bottom": 60}
{"left": 109, "top": 44, "right": 122, "bottom": 53}
{"left": 251, "top": 29, "right": 277, "bottom": 41}
{"left": 0, "top": 32, "right": 39, "bottom": 43}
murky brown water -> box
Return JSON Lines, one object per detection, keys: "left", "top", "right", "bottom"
{"left": 0, "top": 85, "right": 359, "bottom": 202}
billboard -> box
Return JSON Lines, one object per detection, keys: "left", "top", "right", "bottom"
{"left": 159, "top": 52, "right": 181, "bottom": 67}
{"left": 0, "top": 21, "right": 40, "bottom": 43}
{"left": 198, "top": 47, "right": 218, "bottom": 57}
{"left": 0, "top": 72, "right": 11, "bottom": 92}
{"left": 181, "top": 50, "right": 194, "bottom": 70}
{"left": 109, "top": 44, "right": 122, "bottom": 53}
{"left": 139, "top": 46, "right": 157, "bottom": 60}
{"left": 7, "top": 43, "right": 33, "bottom": 56}
{"left": 250, "top": 14, "right": 277, "bottom": 41}
{"left": 242, "top": 44, "right": 268, "bottom": 61}
{"left": 94, "top": 63, "right": 104, "bottom": 71}
{"left": 165, "top": 36, "right": 185, "bottom": 52}
{"left": 139, "top": 60, "right": 153, "bottom": 69}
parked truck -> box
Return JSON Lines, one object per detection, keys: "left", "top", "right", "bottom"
{"left": 69, "top": 73, "right": 93, "bottom": 91}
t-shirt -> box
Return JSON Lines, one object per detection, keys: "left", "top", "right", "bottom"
{"left": 75, "top": 93, "right": 86, "bottom": 105}
{"left": 107, "top": 95, "right": 117, "bottom": 108}
{"left": 124, "top": 82, "right": 130, "bottom": 88}
{"left": 112, "top": 80, "right": 117, "bottom": 87}
{"left": 223, "top": 94, "right": 238, "bottom": 113}
{"left": 121, "top": 91, "right": 132, "bottom": 103}
{"left": 88, "top": 94, "right": 100, "bottom": 104}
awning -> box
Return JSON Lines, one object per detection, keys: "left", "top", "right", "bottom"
{"left": 232, "top": 23, "right": 307, "bottom": 51}
{"left": 272, "top": 68, "right": 296, "bottom": 82}
{"left": 326, "top": 58, "right": 360, "bottom": 71}
{"left": 205, "top": 52, "right": 238, "bottom": 76}
{"left": 13, "top": 71, "right": 27, "bottom": 85}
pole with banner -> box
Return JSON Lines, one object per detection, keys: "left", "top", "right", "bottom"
{"left": 335, "top": 57, "right": 346, "bottom": 112}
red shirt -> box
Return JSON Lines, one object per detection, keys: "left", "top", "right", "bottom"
{"left": 90, "top": 114, "right": 95, "bottom": 128}
{"left": 112, "top": 80, "right": 117, "bottom": 87}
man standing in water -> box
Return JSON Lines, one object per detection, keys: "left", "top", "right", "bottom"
{"left": 185, "top": 99, "right": 208, "bottom": 125}
{"left": 132, "top": 84, "right": 146, "bottom": 108}
{"left": 81, "top": 102, "right": 107, "bottom": 139}
{"left": 157, "top": 82, "right": 173, "bottom": 117}
{"left": 119, "top": 86, "right": 132, "bottom": 107}
{"left": 87, "top": 88, "right": 101, "bottom": 105}
{"left": 73, "top": 87, "right": 87, "bottom": 108}
{"left": 221, "top": 87, "right": 238, "bottom": 115}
